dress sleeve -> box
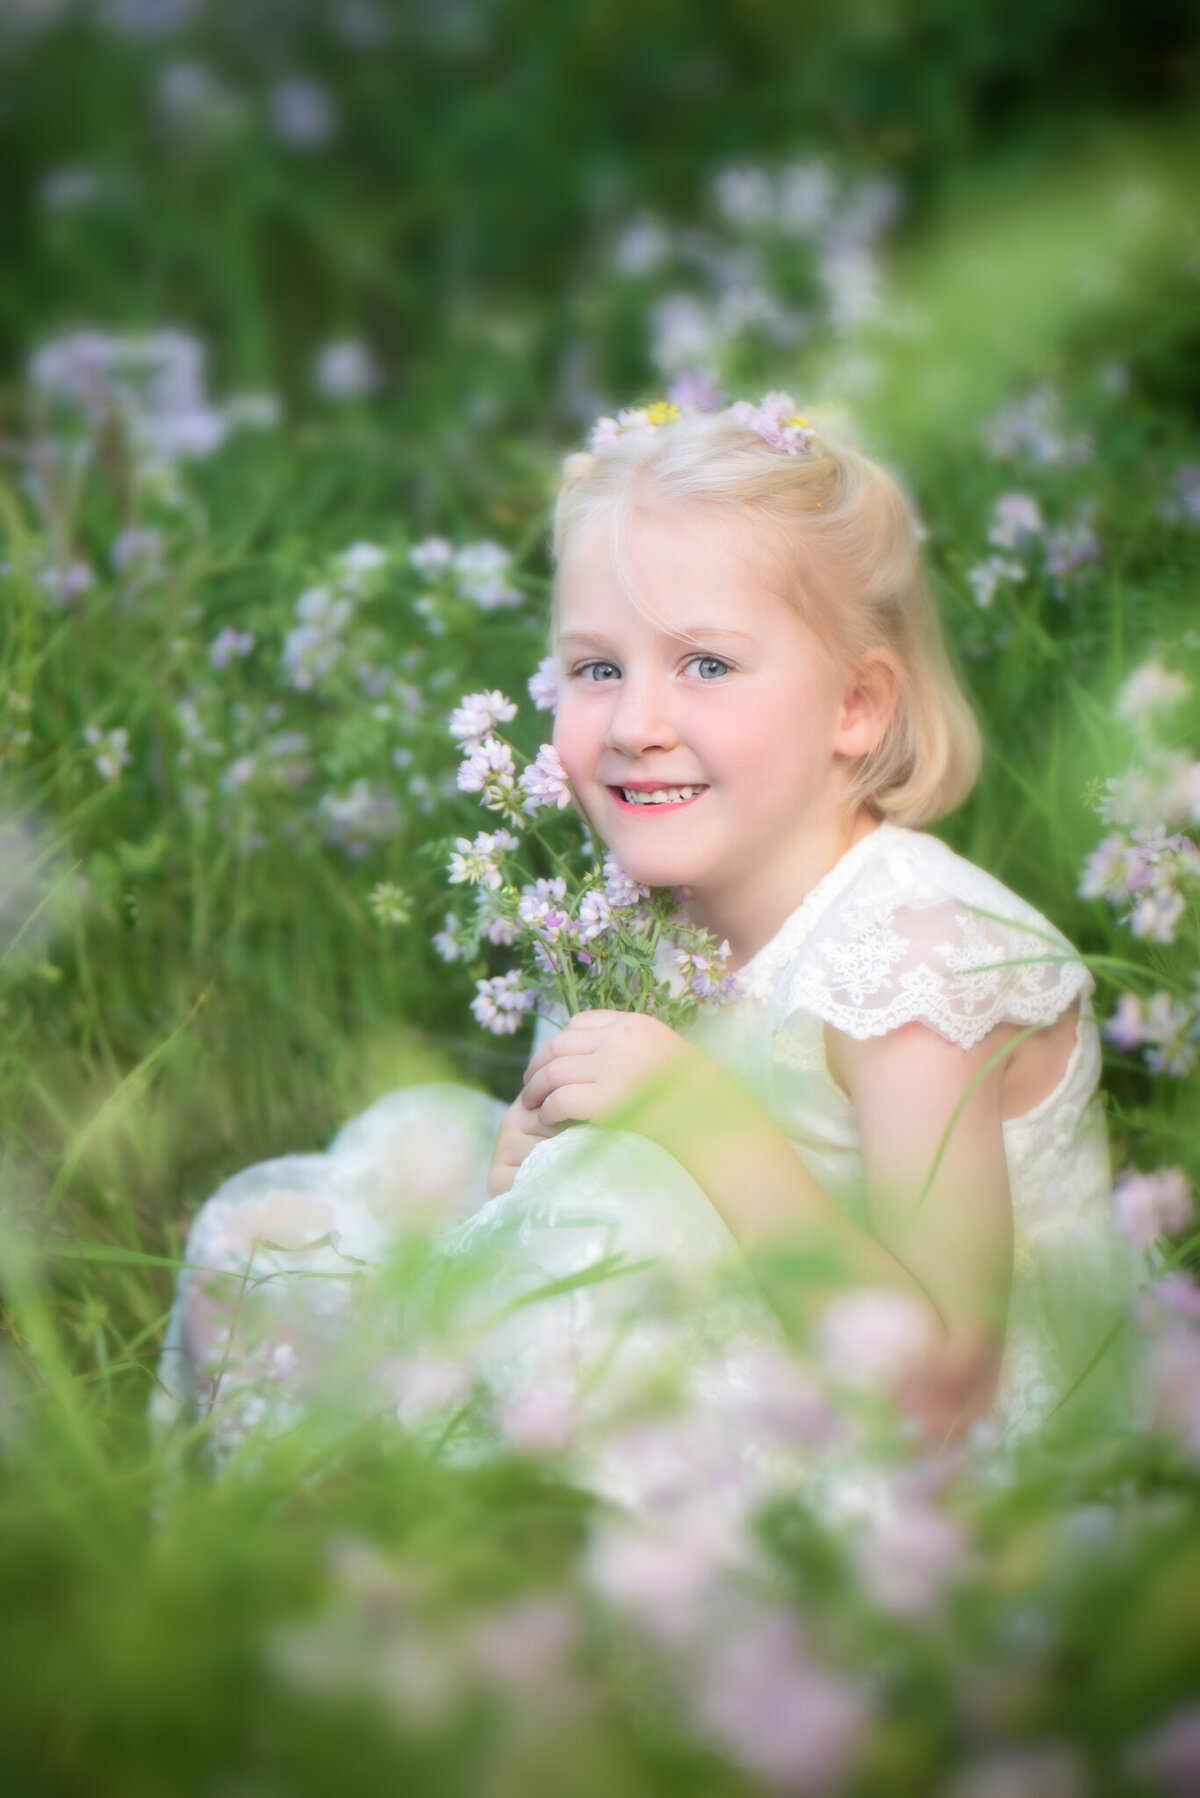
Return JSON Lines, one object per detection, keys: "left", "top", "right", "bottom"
{"left": 772, "top": 838, "right": 1093, "bottom": 1052}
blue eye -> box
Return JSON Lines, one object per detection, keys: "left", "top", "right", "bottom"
{"left": 688, "top": 655, "right": 731, "bottom": 680}
{"left": 579, "top": 660, "right": 620, "bottom": 682}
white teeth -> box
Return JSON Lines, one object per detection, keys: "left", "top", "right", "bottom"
{"left": 621, "top": 786, "right": 704, "bottom": 805}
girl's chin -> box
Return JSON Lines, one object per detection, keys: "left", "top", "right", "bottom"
{"left": 605, "top": 852, "right": 703, "bottom": 892}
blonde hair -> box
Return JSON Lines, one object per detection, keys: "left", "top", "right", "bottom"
{"left": 552, "top": 408, "right": 981, "bottom": 827}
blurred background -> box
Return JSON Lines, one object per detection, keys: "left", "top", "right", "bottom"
{"left": 2, "top": 6, "right": 1200, "bottom": 1794}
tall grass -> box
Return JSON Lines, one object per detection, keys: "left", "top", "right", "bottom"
{"left": 2, "top": 7, "right": 1199, "bottom": 1792}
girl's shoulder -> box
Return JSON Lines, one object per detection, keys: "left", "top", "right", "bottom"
{"left": 755, "top": 823, "right": 1093, "bottom": 1051}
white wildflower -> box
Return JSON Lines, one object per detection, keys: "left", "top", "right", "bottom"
{"left": 448, "top": 690, "right": 518, "bottom": 749}
{"left": 527, "top": 656, "right": 559, "bottom": 712}
{"left": 312, "top": 339, "right": 381, "bottom": 400}
{"left": 452, "top": 541, "right": 521, "bottom": 610}
{"left": 987, "top": 492, "right": 1044, "bottom": 550}
{"left": 84, "top": 725, "right": 132, "bottom": 781}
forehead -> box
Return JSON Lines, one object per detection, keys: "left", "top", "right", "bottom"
{"left": 555, "top": 504, "right": 783, "bottom": 639}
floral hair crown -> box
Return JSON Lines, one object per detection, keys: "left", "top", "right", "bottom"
{"left": 588, "top": 389, "right": 816, "bottom": 457}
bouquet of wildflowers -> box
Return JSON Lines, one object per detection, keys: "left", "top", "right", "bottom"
{"left": 438, "top": 678, "right": 741, "bottom": 1037}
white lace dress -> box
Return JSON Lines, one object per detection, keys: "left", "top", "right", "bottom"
{"left": 157, "top": 823, "right": 1132, "bottom": 1468}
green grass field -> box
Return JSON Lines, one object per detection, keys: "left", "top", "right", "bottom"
{"left": 2, "top": 5, "right": 1199, "bottom": 1793}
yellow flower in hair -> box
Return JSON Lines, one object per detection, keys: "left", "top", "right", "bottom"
{"left": 643, "top": 400, "right": 682, "bottom": 426}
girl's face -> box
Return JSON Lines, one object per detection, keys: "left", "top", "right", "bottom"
{"left": 553, "top": 505, "right": 877, "bottom": 941}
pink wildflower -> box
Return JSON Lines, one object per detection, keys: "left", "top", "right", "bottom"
{"left": 494, "top": 1380, "right": 578, "bottom": 1454}
{"left": 1112, "top": 1165, "right": 1194, "bottom": 1249}
{"left": 456, "top": 734, "right": 516, "bottom": 803}
{"left": 731, "top": 389, "right": 816, "bottom": 456}
{"left": 815, "top": 1288, "right": 934, "bottom": 1391}
{"left": 518, "top": 743, "right": 572, "bottom": 813}
{"left": 1126, "top": 1705, "right": 1200, "bottom": 1797}
{"left": 693, "top": 1602, "right": 869, "bottom": 1795}
{"left": 852, "top": 1501, "right": 970, "bottom": 1620}
{"left": 942, "top": 1743, "right": 1087, "bottom": 1798}
{"left": 1117, "top": 660, "right": 1191, "bottom": 730}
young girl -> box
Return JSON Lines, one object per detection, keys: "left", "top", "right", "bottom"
{"left": 158, "top": 399, "right": 1129, "bottom": 1469}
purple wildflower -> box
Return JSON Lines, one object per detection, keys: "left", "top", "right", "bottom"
{"left": 111, "top": 527, "right": 164, "bottom": 574}
{"left": 666, "top": 369, "right": 725, "bottom": 414}
{"left": 1103, "top": 993, "right": 1149, "bottom": 1052}
{"left": 516, "top": 876, "right": 572, "bottom": 944}
{"left": 1161, "top": 464, "right": 1200, "bottom": 529}
{"left": 37, "top": 560, "right": 95, "bottom": 608}
{"left": 269, "top": 76, "right": 336, "bottom": 149}
{"left": 210, "top": 626, "right": 255, "bottom": 670}
{"left": 602, "top": 853, "right": 650, "bottom": 910}
{"left": 1045, "top": 517, "right": 1101, "bottom": 584}
{"left": 670, "top": 938, "right": 741, "bottom": 1003}
{"left": 576, "top": 887, "right": 615, "bottom": 942}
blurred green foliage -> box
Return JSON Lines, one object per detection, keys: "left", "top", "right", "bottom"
{"left": 1, "top": 3, "right": 1199, "bottom": 1793}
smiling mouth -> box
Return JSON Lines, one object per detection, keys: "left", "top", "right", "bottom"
{"left": 611, "top": 784, "right": 707, "bottom": 808}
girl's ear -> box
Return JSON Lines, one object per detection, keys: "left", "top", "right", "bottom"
{"left": 834, "top": 650, "right": 900, "bottom": 760}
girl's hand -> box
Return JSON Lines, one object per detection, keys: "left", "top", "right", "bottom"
{"left": 519, "top": 1010, "right": 693, "bottom": 1133}
{"left": 487, "top": 1094, "right": 554, "bottom": 1197}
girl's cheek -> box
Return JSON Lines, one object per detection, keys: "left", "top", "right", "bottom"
{"left": 551, "top": 705, "right": 585, "bottom": 777}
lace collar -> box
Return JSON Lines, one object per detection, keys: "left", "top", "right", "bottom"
{"left": 735, "top": 821, "right": 905, "bottom": 1001}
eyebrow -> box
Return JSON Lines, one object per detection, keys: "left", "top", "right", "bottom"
{"left": 557, "top": 626, "right": 756, "bottom": 649}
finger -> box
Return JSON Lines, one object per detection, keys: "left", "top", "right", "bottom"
{"left": 521, "top": 1052, "right": 599, "bottom": 1111}
{"left": 538, "top": 1084, "right": 598, "bottom": 1130}
{"left": 522, "top": 1033, "right": 596, "bottom": 1087}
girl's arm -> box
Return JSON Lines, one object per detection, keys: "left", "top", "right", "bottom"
{"left": 520, "top": 1011, "right": 1014, "bottom": 1436}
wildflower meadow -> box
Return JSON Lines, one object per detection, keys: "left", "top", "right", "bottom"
{"left": 2, "top": 4, "right": 1199, "bottom": 1794}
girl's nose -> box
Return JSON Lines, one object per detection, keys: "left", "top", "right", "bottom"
{"left": 603, "top": 677, "right": 678, "bottom": 756}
